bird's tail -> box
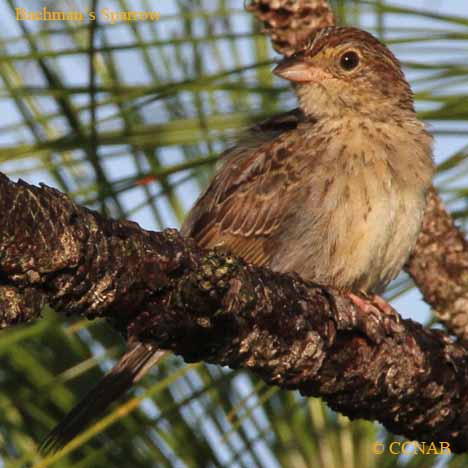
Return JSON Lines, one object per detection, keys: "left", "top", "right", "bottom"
{"left": 39, "top": 343, "right": 165, "bottom": 455}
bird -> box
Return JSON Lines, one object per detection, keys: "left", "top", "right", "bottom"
{"left": 40, "top": 26, "right": 434, "bottom": 454}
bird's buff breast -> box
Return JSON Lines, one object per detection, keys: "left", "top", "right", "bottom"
{"left": 273, "top": 118, "right": 432, "bottom": 292}
{"left": 315, "top": 162, "right": 424, "bottom": 292}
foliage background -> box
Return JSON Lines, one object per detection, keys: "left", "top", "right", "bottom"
{"left": 0, "top": 0, "right": 467, "bottom": 467}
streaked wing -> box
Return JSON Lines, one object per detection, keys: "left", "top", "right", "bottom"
{"left": 181, "top": 109, "right": 310, "bottom": 266}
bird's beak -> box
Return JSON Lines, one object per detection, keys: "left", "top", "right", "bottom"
{"left": 273, "top": 56, "right": 329, "bottom": 83}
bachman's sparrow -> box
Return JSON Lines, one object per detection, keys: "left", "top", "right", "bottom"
{"left": 41, "top": 26, "right": 434, "bottom": 453}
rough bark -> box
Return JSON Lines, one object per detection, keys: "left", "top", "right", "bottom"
{"left": 406, "top": 188, "right": 468, "bottom": 341}
{"left": 246, "top": 0, "right": 336, "bottom": 56}
{"left": 1, "top": 173, "right": 468, "bottom": 452}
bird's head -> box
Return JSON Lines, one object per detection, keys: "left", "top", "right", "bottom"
{"left": 273, "top": 27, "right": 414, "bottom": 120}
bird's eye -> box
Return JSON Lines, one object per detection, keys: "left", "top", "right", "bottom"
{"left": 339, "top": 51, "right": 360, "bottom": 71}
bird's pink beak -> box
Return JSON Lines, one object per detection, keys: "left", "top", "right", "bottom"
{"left": 273, "top": 56, "right": 329, "bottom": 83}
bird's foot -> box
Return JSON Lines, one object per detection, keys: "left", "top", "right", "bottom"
{"left": 346, "top": 291, "right": 400, "bottom": 343}
{"left": 348, "top": 291, "right": 395, "bottom": 317}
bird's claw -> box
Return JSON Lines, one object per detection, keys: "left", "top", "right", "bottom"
{"left": 346, "top": 292, "right": 401, "bottom": 343}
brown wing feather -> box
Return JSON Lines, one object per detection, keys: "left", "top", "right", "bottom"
{"left": 181, "top": 109, "right": 309, "bottom": 266}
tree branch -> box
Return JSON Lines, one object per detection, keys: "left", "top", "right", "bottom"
{"left": 1, "top": 173, "right": 468, "bottom": 452}
{"left": 407, "top": 188, "right": 468, "bottom": 341}
{"left": 246, "top": 0, "right": 336, "bottom": 56}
